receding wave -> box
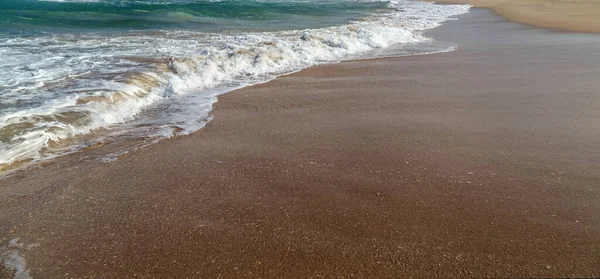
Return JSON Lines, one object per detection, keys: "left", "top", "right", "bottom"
{"left": 0, "top": 0, "right": 470, "bottom": 169}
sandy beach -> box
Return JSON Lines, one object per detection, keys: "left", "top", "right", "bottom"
{"left": 1, "top": 7, "right": 600, "bottom": 279}
{"left": 432, "top": 0, "right": 600, "bottom": 33}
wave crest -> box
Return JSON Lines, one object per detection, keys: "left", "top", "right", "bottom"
{"left": 0, "top": 0, "right": 470, "bottom": 168}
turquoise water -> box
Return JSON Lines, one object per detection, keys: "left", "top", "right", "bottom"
{"left": 0, "top": 0, "right": 386, "bottom": 33}
{"left": 0, "top": 0, "right": 470, "bottom": 167}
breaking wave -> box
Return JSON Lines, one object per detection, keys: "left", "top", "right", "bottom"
{"left": 0, "top": 0, "right": 470, "bottom": 168}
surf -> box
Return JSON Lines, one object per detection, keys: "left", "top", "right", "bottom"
{"left": 0, "top": 0, "right": 470, "bottom": 170}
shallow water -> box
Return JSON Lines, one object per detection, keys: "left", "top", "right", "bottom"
{"left": 0, "top": 0, "right": 470, "bottom": 167}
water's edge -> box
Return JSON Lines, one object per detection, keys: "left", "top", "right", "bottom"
{"left": 0, "top": 1, "right": 471, "bottom": 176}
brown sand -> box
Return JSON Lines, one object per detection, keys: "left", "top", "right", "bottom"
{"left": 432, "top": 0, "right": 600, "bottom": 33}
{"left": 1, "top": 9, "right": 600, "bottom": 278}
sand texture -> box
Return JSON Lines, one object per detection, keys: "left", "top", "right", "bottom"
{"left": 1, "top": 9, "right": 600, "bottom": 278}
{"left": 432, "top": 0, "right": 600, "bottom": 33}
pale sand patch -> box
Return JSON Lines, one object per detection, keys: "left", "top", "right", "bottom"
{"left": 431, "top": 0, "right": 600, "bottom": 33}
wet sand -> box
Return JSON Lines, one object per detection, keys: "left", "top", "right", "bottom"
{"left": 1, "top": 8, "right": 600, "bottom": 278}
{"left": 433, "top": 0, "right": 600, "bottom": 33}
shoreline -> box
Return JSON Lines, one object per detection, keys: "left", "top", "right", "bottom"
{"left": 1, "top": 7, "right": 600, "bottom": 278}
{"left": 0, "top": 23, "right": 466, "bottom": 177}
{"left": 431, "top": 0, "right": 600, "bottom": 33}
{"left": 0, "top": 0, "right": 470, "bottom": 171}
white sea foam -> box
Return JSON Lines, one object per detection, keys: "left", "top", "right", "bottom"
{"left": 0, "top": 0, "right": 470, "bottom": 166}
{"left": 1, "top": 238, "right": 32, "bottom": 279}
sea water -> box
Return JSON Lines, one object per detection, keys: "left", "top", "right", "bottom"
{"left": 0, "top": 0, "right": 469, "bottom": 167}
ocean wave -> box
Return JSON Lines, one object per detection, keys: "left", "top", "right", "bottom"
{"left": 0, "top": 0, "right": 470, "bottom": 168}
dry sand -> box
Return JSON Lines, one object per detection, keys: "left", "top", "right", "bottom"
{"left": 1, "top": 8, "right": 600, "bottom": 278}
{"left": 432, "top": 0, "right": 600, "bottom": 33}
